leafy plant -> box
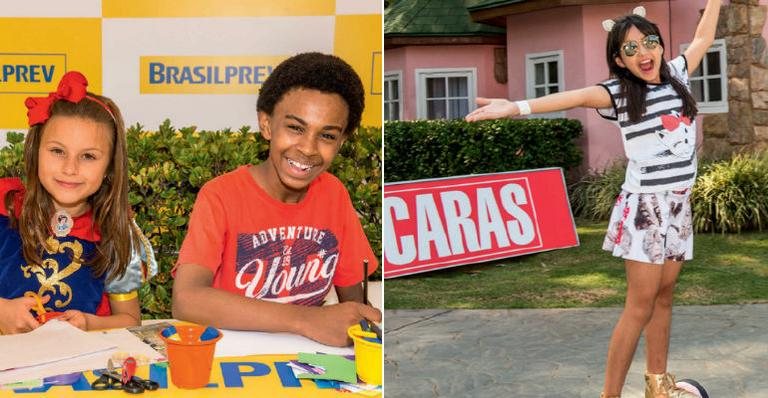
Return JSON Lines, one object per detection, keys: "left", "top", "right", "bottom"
{"left": 691, "top": 152, "right": 768, "bottom": 233}
{"left": 569, "top": 151, "right": 768, "bottom": 234}
{"left": 569, "top": 162, "right": 626, "bottom": 220}
{"left": 0, "top": 132, "right": 25, "bottom": 178}
{"left": 384, "top": 118, "right": 583, "bottom": 182}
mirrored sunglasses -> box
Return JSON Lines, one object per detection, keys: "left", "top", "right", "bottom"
{"left": 621, "top": 35, "right": 660, "bottom": 57}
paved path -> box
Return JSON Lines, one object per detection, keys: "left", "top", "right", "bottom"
{"left": 384, "top": 304, "right": 768, "bottom": 397}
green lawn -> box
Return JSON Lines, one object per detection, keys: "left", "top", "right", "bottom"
{"left": 383, "top": 219, "right": 768, "bottom": 309}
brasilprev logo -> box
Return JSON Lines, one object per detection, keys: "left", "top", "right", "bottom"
{"left": 0, "top": 54, "right": 66, "bottom": 94}
{"left": 140, "top": 56, "right": 288, "bottom": 94}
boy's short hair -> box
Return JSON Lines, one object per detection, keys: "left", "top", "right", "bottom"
{"left": 257, "top": 52, "right": 364, "bottom": 136}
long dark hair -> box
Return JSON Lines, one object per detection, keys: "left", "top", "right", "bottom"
{"left": 605, "top": 15, "right": 697, "bottom": 123}
{"left": 6, "top": 94, "right": 138, "bottom": 281}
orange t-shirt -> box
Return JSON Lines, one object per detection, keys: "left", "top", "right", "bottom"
{"left": 175, "top": 166, "right": 378, "bottom": 306}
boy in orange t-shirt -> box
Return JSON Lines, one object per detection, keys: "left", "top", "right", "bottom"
{"left": 172, "top": 53, "right": 381, "bottom": 347}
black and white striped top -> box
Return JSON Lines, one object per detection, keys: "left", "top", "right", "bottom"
{"left": 598, "top": 56, "right": 697, "bottom": 193}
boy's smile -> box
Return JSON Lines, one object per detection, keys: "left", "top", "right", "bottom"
{"left": 254, "top": 88, "right": 349, "bottom": 203}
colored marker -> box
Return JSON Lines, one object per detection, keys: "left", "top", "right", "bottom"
{"left": 200, "top": 326, "right": 220, "bottom": 341}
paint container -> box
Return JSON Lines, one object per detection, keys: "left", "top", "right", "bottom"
{"left": 158, "top": 325, "right": 222, "bottom": 389}
{"left": 347, "top": 324, "right": 382, "bottom": 385}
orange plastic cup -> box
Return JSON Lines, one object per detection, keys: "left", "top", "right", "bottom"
{"left": 158, "top": 325, "right": 222, "bottom": 389}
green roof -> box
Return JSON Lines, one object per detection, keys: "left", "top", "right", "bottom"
{"left": 465, "top": 0, "right": 525, "bottom": 11}
{"left": 385, "top": 0, "right": 505, "bottom": 36}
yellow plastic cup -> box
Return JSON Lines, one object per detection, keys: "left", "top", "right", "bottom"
{"left": 159, "top": 325, "right": 222, "bottom": 389}
{"left": 347, "top": 324, "right": 382, "bottom": 385}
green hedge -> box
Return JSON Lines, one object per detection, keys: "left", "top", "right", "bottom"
{"left": 692, "top": 152, "right": 768, "bottom": 233}
{"left": 0, "top": 121, "right": 382, "bottom": 319}
{"left": 569, "top": 151, "right": 768, "bottom": 233}
{"left": 569, "top": 161, "right": 627, "bottom": 221}
{"left": 384, "top": 118, "right": 583, "bottom": 182}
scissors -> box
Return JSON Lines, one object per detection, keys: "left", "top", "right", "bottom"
{"left": 90, "top": 358, "right": 159, "bottom": 394}
{"left": 24, "top": 292, "right": 64, "bottom": 324}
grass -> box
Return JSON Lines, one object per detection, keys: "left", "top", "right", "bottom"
{"left": 383, "top": 219, "right": 768, "bottom": 309}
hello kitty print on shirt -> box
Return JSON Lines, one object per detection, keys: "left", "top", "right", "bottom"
{"left": 657, "top": 111, "right": 694, "bottom": 158}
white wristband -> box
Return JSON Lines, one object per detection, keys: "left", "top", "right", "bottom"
{"left": 515, "top": 100, "right": 531, "bottom": 116}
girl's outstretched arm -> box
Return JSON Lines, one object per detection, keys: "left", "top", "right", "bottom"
{"left": 465, "top": 85, "right": 611, "bottom": 122}
{"left": 684, "top": 0, "right": 722, "bottom": 75}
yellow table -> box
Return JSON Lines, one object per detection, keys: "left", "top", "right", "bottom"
{"left": 0, "top": 354, "right": 380, "bottom": 397}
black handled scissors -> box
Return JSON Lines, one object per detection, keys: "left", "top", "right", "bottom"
{"left": 91, "top": 371, "right": 121, "bottom": 391}
{"left": 91, "top": 370, "right": 137, "bottom": 393}
{"left": 90, "top": 360, "right": 159, "bottom": 394}
{"left": 91, "top": 370, "right": 155, "bottom": 394}
{"left": 128, "top": 375, "right": 159, "bottom": 392}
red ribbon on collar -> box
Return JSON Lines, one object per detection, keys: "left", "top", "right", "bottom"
{"left": 24, "top": 71, "right": 113, "bottom": 126}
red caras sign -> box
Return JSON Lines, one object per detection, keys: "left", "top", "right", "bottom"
{"left": 383, "top": 168, "right": 579, "bottom": 278}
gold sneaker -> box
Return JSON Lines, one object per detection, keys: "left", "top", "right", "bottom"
{"left": 645, "top": 372, "right": 699, "bottom": 398}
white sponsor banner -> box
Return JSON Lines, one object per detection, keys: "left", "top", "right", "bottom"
{"left": 0, "top": 0, "right": 101, "bottom": 17}
{"left": 102, "top": 17, "right": 334, "bottom": 131}
{"left": 336, "top": 0, "right": 381, "bottom": 15}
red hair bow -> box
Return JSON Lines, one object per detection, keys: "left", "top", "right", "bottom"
{"left": 24, "top": 71, "right": 90, "bottom": 126}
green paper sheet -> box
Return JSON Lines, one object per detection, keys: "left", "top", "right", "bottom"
{"left": 296, "top": 353, "right": 357, "bottom": 384}
{"left": 1, "top": 378, "right": 43, "bottom": 390}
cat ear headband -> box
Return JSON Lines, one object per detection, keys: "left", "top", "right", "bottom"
{"left": 602, "top": 6, "right": 646, "bottom": 32}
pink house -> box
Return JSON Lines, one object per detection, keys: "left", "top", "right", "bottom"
{"left": 385, "top": 0, "right": 768, "bottom": 171}
{"left": 384, "top": 0, "right": 508, "bottom": 121}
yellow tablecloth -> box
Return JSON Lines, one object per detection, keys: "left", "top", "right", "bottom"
{"left": 0, "top": 354, "right": 380, "bottom": 397}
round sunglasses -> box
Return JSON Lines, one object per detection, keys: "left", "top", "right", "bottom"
{"left": 621, "top": 34, "right": 660, "bottom": 57}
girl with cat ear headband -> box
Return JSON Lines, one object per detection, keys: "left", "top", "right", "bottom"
{"left": 466, "top": 2, "right": 722, "bottom": 397}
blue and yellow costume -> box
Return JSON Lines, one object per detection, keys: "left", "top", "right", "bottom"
{"left": 0, "top": 178, "right": 157, "bottom": 315}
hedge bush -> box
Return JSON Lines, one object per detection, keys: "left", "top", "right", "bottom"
{"left": 0, "top": 121, "right": 382, "bottom": 319}
{"left": 691, "top": 152, "right": 768, "bottom": 233}
{"left": 569, "top": 151, "right": 768, "bottom": 233}
{"left": 569, "top": 161, "right": 626, "bottom": 221}
{"left": 384, "top": 118, "right": 583, "bottom": 182}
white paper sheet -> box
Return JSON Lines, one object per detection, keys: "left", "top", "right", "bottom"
{"left": 211, "top": 281, "right": 380, "bottom": 357}
{"left": 0, "top": 320, "right": 115, "bottom": 371}
{"left": 0, "top": 324, "right": 166, "bottom": 386}
{"left": 214, "top": 329, "right": 353, "bottom": 358}
{"left": 0, "top": 349, "right": 112, "bottom": 386}
{"left": 93, "top": 328, "right": 166, "bottom": 362}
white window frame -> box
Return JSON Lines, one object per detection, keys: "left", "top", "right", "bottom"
{"left": 415, "top": 67, "right": 477, "bottom": 120}
{"left": 525, "top": 50, "right": 565, "bottom": 118}
{"left": 384, "top": 71, "right": 403, "bottom": 121}
{"left": 681, "top": 39, "right": 728, "bottom": 114}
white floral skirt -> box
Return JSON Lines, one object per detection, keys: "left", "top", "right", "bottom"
{"left": 602, "top": 189, "right": 693, "bottom": 264}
